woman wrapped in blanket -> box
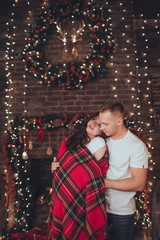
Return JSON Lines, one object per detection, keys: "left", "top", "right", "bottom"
{"left": 47, "top": 113, "right": 109, "bottom": 240}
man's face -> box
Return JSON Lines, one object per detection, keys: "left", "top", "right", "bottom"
{"left": 98, "top": 110, "right": 118, "bottom": 137}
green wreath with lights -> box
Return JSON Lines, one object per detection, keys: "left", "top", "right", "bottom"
{"left": 23, "top": 0, "right": 114, "bottom": 89}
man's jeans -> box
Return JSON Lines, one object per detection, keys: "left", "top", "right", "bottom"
{"left": 107, "top": 212, "right": 135, "bottom": 240}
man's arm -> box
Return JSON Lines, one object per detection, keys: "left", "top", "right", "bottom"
{"left": 104, "top": 167, "right": 148, "bottom": 192}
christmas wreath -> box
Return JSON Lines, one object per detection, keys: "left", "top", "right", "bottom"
{"left": 23, "top": 0, "right": 114, "bottom": 89}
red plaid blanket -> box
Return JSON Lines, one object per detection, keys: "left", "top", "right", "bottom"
{"left": 47, "top": 140, "right": 109, "bottom": 240}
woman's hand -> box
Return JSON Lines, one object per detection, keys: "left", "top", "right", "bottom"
{"left": 51, "top": 157, "right": 60, "bottom": 173}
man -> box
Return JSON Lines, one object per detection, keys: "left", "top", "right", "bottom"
{"left": 98, "top": 102, "right": 149, "bottom": 240}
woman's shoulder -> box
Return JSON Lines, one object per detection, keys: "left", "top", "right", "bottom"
{"left": 91, "top": 136, "right": 106, "bottom": 145}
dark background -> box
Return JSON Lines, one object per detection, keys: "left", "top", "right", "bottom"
{"left": 0, "top": 0, "right": 160, "bottom": 18}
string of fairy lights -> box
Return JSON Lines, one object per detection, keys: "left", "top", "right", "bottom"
{"left": 105, "top": 2, "right": 119, "bottom": 100}
{"left": 3, "top": 0, "right": 159, "bottom": 237}
{"left": 106, "top": 1, "right": 137, "bottom": 121}
{"left": 5, "top": 4, "right": 15, "bottom": 131}
{"left": 3, "top": 0, "right": 33, "bottom": 238}
{"left": 133, "top": 11, "right": 160, "bottom": 231}
{"left": 105, "top": 0, "right": 154, "bottom": 231}
{"left": 5, "top": 0, "right": 18, "bottom": 232}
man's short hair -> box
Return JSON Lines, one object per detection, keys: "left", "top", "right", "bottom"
{"left": 99, "top": 102, "right": 125, "bottom": 118}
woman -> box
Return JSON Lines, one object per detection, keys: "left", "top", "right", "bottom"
{"left": 47, "top": 113, "right": 109, "bottom": 240}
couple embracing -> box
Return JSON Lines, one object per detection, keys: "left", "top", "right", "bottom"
{"left": 47, "top": 102, "right": 149, "bottom": 240}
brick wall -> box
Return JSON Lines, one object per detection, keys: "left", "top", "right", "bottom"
{"left": 1, "top": 0, "right": 138, "bottom": 161}
{"left": 0, "top": 0, "right": 160, "bottom": 233}
{"left": 0, "top": 0, "right": 138, "bottom": 229}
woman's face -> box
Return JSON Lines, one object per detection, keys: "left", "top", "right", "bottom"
{"left": 86, "top": 117, "right": 102, "bottom": 139}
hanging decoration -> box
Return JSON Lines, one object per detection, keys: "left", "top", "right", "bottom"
{"left": 23, "top": 0, "right": 115, "bottom": 89}
{"left": 22, "top": 128, "right": 29, "bottom": 160}
{"left": 8, "top": 113, "right": 86, "bottom": 135}
{"left": 28, "top": 131, "right": 33, "bottom": 150}
{"left": 46, "top": 132, "right": 53, "bottom": 156}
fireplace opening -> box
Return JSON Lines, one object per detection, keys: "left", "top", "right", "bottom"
{"left": 30, "top": 158, "right": 53, "bottom": 227}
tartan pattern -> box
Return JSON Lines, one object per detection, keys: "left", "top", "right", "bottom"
{"left": 47, "top": 141, "right": 109, "bottom": 240}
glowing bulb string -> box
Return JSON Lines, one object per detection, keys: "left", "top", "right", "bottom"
{"left": 133, "top": 19, "right": 153, "bottom": 229}
{"left": 106, "top": 1, "right": 153, "bottom": 231}
{"left": 107, "top": 0, "right": 137, "bottom": 123}
{"left": 131, "top": 4, "right": 160, "bottom": 231}
{"left": 22, "top": 0, "right": 33, "bottom": 119}
{"left": 105, "top": 1, "right": 118, "bottom": 101}
{"left": 133, "top": 13, "right": 156, "bottom": 150}
{"left": 5, "top": 1, "right": 17, "bottom": 132}
{"left": 4, "top": 0, "right": 19, "bottom": 232}
{"left": 3, "top": 0, "right": 33, "bottom": 237}
{"left": 118, "top": 1, "right": 138, "bottom": 120}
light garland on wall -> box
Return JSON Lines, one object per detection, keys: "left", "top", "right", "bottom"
{"left": 5, "top": 3, "right": 16, "bottom": 132}
{"left": 3, "top": 0, "right": 159, "bottom": 238}
{"left": 133, "top": 16, "right": 153, "bottom": 237}
{"left": 107, "top": 1, "right": 137, "bottom": 123}
{"left": 107, "top": 0, "right": 158, "bottom": 234}
{"left": 3, "top": 0, "right": 33, "bottom": 238}
{"left": 105, "top": 2, "right": 119, "bottom": 100}
{"left": 120, "top": 2, "right": 137, "bottom": 120}
{"left": 4, "top": 0, "right": 18, "bottom": 233}
{"left": 132, "top": 7, "right": 160, "bottom": 236}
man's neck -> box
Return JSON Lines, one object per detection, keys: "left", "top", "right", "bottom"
{"left": 111, "top": 127, "right": 128, "bottom": 140}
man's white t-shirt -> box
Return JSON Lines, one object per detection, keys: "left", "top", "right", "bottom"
{"left": 105, "top": 130, "right": 149, "bottom": 215}
{"left": 86, "top": 136, "right": 106, "bottom": 155}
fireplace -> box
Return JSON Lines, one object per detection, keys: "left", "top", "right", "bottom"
{"left": 30, "top": 158, "right": 53, "bottom": 227}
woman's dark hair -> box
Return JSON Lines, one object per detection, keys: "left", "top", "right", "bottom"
{"left": 65, "top": 112, "right": 101, "bottom": 151}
